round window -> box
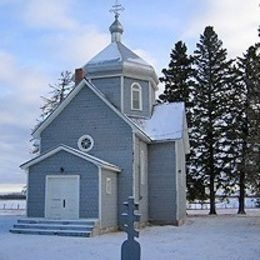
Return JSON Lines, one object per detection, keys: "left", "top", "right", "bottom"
{"left": 78, "top": 135, "right": 94, "bottom": 152}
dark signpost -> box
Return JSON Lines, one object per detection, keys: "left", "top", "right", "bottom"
{"left": 121, "top": 196, "right": 141, "bottom": 260}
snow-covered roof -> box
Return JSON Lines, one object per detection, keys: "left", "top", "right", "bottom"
{"left": 20, "top": 144, "right": 121, "bottom": 172}
{"left": 83, "top": 41, "right": 159, "bottom": 88}
{"left": 85, "top": 42, "right": 149, "bottom": 67}
{"left": 131, "top": 102, "right": 185, "bottom": 141}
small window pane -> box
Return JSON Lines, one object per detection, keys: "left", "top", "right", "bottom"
{"left": 106, "top": 177, "right": 112, "bottom": 195}
{"left": 132, "top": 89, "right": 141, "bottom": 110}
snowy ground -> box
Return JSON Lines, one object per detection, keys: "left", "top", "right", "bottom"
{"left": 0, "top": 209, "right": 259, "bottom": 260}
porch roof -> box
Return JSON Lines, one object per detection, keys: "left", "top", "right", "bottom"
{"left": 20, "top": 145, "right": 121, "bottom": 172}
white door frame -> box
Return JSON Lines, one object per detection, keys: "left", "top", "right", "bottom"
{"left": 45, "top": 175, "right": 80, "bottom": 219}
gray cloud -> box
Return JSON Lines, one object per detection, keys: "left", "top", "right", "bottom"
{"left": 0, "top": 50, "right": 50, "bottom": 187}
{"left": 182, "top": 0, "right": 259, "bottom": 58}
{"left": 22, "top": 0, "right": 77, "bottom": 30}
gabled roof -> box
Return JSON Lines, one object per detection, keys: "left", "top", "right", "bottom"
{"left": 32, "top": 78, "right": 151, "bottom": 142}
{"left": 131, "top": 102, "right": 186, "bottom": 141}
{"left": 20, "top": 145, "right": 121, "bottom": 172}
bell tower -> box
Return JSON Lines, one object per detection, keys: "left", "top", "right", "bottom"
{"left": 82, "top": 1, "right": 159, "bottom": 119}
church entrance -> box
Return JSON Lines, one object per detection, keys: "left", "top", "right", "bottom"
{"left": 45, "top": 175, "right": 80, "bottom": 219}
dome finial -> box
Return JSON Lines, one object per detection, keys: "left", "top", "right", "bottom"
{"left": 110, "top": 0, "right": 125, "bottom": 18}
{"left": 109, "top": 0, "right": 125, "bottom": 43}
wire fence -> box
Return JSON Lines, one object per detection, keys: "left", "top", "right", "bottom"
{"left": 1, "top": 198, "right": 259, "bottom": 211}
{"left": 187, "top": 197, "right": 260, "bottom": 210}
{"left": 0, "top": 200, "right": 26, "bottom": 210}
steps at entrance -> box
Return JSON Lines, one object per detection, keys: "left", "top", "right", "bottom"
{"left": 10, "top": 218, "right": 98, "bottom": 237}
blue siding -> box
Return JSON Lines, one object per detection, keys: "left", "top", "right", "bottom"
{"left": 28, "top": 150, "right": 98, "bottom": 218}
{"left": 123, "top": 77, "right": 150, "bottom": 118}
{"left": 91, "top": 77, "right": 121, "bottom": 110}
{"left": 148, "top": 142, "right": 178, "bottom": 224}
{"left": 134, "top": 136, "right": 149, "bottom": 224}
{"left": 101, "top": 169, "right": 118, "bottom": 229}
{"left": 176, "top": 139, "right": 187, "bottom": 223}
{"left": 40, "top": 84, "right": 133, "bottom": 226}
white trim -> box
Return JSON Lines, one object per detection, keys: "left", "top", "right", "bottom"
{"left": 120, "top": 75, "right": 124, "bottom": 112}
{"left": 140, "top": 149, "right": 145, "bottom": 185}
{"left": 88, "top": 73, "right": 159, "bottom": 90}
{"left": 149, "top": 81, "right": 152, "bottom": 114}
{"left": 20, "top": 145, "right": 121, "bottom": 172}
{"left": 26, "top": 169, "right": 29, "bottom": 217}
{"left": 131, "top": 82, "right": 143, "bottom": 111}
{"left": 32, "top": 79, "right": 151, "bottom": 143}
{"left": 88, "top": 74, "right": 122, "bottom": 80}
{"left": 98, "top": 167, "right": 102, "bottom": 228}
{"left": 77, "top": 135, "right": 94, "bottom": 152}
{"left": 183, "top": 113, "right": 190, "bottom": 154}
{"left": 175, "top": 143, "right": 180, "bottom": 221}
{"left": 45, "top": 175, "right": 80, "bottom": 219}
{"left": 132, "top": 133, "right": 136, "bottom": 201}
{"left": 44, "top": 175, "right": 48, "bottom": 219}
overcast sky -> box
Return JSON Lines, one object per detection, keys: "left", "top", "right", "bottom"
{"left": 0, "top": 0, "right": 259, "bottom": 193}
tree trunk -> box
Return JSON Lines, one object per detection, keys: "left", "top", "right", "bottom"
{"left": 238, "top": 141, "right": 247, "bottom": 215}
{"left": 237, "top": 170, "right": 246, "bottom": 214}
{"left": 238, "top": 161, "right": 246, "bottom": 214}
{"left": 209, "top": 145, "right": 217, "bottom": 215}
{"left": 209, "top": 172, "right": 217, "bottom": 214}
{"left": 208, "top": 114, "right": 217, "bottom": 215}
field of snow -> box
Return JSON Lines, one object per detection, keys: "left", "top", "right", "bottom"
{"left": 0, "top": 209, "right": 259, "bottom": 260}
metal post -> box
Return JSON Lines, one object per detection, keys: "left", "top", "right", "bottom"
{"left": 121, "top": 196, "right": 141, "bottom": 260}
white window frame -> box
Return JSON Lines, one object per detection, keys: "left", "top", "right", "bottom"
{"left": 131, "top": 83, "right": 143, "bottom": 111}
{"left": 140, "top": 150, "right": 145, "bottom": 185}
{"left": 106, "top": 177, "right": 112, "bottom": 195}
{"left": 77, "top": 135, "right": 94, "bottom": 152}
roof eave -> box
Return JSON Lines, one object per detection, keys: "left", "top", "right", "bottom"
{"left": 20, "top": 145, "right": 121, "bottom": 172}
{"left": 32, "top": 78, "right": 151, "bottom": 144}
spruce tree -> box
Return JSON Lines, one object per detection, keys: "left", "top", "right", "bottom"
{"left": 237, "top": 44, "right": 260, "bottom": 212}
{"left": 220, "top": 64, "right": 247, "bottom": 213}
{"left": 159, "top": 41, "right": 194, "bottom": 110}
{"left": 159, "top": 41, "right": 198, "bottom": 201}
{"left": 191, "top": 26, "right": 234, "bottom": 214}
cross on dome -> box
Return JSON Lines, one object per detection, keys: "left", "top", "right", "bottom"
{"left": 110, "top": 0, "right": 125, "bottom": 18}
{"left": 109, "top": 0, "right": 125, "bottom": 42}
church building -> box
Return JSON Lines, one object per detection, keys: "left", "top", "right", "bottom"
{"left": 11, "top": 6, "right": 189, "bottom": 237}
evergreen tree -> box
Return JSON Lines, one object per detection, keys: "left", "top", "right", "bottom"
{"left": 191, "top": 26, "right": 234, "bottom": 214}
{"left": 236, "top": 44, "right": 260, "bottom": 212}
{"left": 159, "top": 41, "right": 199, "bottom": 201}
{"left": 159, "top": 41, "right": 194, "bottom": 111}
{"left": 220, "top": 64, "right": 247, "bottom": 213}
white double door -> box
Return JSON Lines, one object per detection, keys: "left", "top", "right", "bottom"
{"left": 45, "top": 175, "right": 80, "bottom": 219}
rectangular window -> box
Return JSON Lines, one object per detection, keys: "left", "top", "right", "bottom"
{"left": 132, "top": 90, "right": 141, "bottom": 110}
{"left": 131, "top": 83, "right": 142, "bottom": 111}
{"left": 106, "top": 177, "right": 112, "bottom": 195}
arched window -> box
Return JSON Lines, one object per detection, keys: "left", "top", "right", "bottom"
{"left": 131, "top": 83, "right": 142, "bottom": 111}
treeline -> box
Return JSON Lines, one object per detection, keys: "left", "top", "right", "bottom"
{"left": 160, "top": 26, "right": 260, "bottom": 214}
{"left": 0, "top": 194, "right": 26, "bottom": 200}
